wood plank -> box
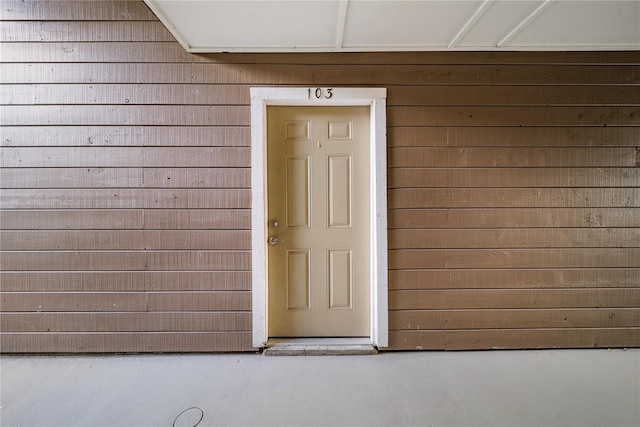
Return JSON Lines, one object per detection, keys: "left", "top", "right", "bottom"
{"left": 390, "top": 288, "right": 640, "bottom": 310}
{"left": 9, "top": 43, "right": 639, "bottom": 73}
{"left": 0, "top": 168, "right": 144, "bottom": 189}
{"left": 389, "top": 248, "right": 640, "bottom": 269}
{"left": 147, "top": 292, "right": 251, "bottom": 311}
{"left": 389, "top": 208, "right": 640, "bottom": 229}
{"left": 1, "top": 291, "right": 250, "bottom": 312}
{"left": 249, "top": 51, "right": 640, "bottom": 65}
{"left": 389, "top": 228, "right": 640, "bottom": 249}
{"left": 0, "top": 230, "right": 251, "bottom": 250}
{"left": 0, "top": 332, "right": 253, "bottom": 353}
{"left": 0, "top": 1, "right": 157, "bottom": 20}
{"left": 0, "top": 209, "right": 251, "bottom": 230}
{"left": 444, "top": 328, "right": 640, "bottom": 350}
{"left": 388, "top": 85, "right": 640, "bottom": 106}
{"left": 0, "top": 84, "right": 249, "bottom": 105}
{"left": 0, "top": 292, "right": 148, "bottom": 312}
{"left": 0, "top": 168, "right": 250, "bottom": 189}
{"left": 388, "top": 169, "right": 449, "bottom": 188}
{"left": 387, "top": 328, "right": 640, "bottom": 351}
{"left": 388, "top": 106, "right": 640, "bottom": 127}
{"left": 145, "top": 251, "right": 251, "bottom": 271}
{"left": 144, "top": 271, "right": 251, "bottom": 291}
{"left": 0, "top": 250, "right": 251, "bottom": 271}
{"left": 0, "top": 271, "right": 251, "bottom": 292}
{"left": 0, "top": 48, "right": 629, "bottom": 66}
{"left": 2, "top": 63, "right": 637, "bottom": 85}
{"left": 388, "top": 330, "right": 447, "bottom": 350}
{"left": 0, "top": 271, "right": 147, "bottom": 292}
{"left": 387, "top": 127, "right": 640, "bottom": 147}
{"left": 142, "top": 209, "right": 250, "bottom": 230}
{"left": 0, "top": 209, "right": 144, "bottom": 230}
{"left": 388, "top": 188, "right": 640, "bottom": 209}
{"left": 0, "top": 21, "right": 176, "bottom": 42}
{"left": 1, "top": 126, "right": 250, "bottom": 147}
{"left": 1, "top": 39, "right": 638, "bottom": 64}
{"left": 1, "top": 147, "right": 250, "bottom": 167}
{"left": 389, "top": 269, "right": 640, "bottom": 290}
{"left": 388, "top": 147, "right": 636, "bottom": 168}
{"left": 389, "top": 309, "right": 640, "bottom": 330}
{"left": 388, "top": 168, "right": 640, "bottom": 188}
{"left": 0, "top": 105, "right": 249, "bottom": 126}
{"left": 0, "top": 312, "right": 252, "bottom": 332}
{"left": 0, "top": 251, "right": 146, "bottom": 271}
{"left": 5, "top": 84, "right": 639, "bottom": 107}
{"left": 0, "top": 189, "right": 251, "bottom": 209}
{"left": 1, "top": 42, "right": 205, "bottom": 63}
{"left": 142, "top": 168, "right": 250, "bottom": 189}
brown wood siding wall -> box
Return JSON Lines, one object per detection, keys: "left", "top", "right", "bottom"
{"left": 1, "top": 0, "right": 638, "bottom": 352}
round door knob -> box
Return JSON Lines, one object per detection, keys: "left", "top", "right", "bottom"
{"left": 268, "top": 235, "right": 279, "bottom": 245}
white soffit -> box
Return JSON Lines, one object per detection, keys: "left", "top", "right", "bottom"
{"left": 143, "top": 0, "right": 640, "bottom": 52}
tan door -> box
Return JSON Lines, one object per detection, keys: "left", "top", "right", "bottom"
{"left": 267, "top": 106, "right": 370, "bottom": 337}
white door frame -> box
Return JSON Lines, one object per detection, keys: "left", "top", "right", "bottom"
{"left": 251, "top": 87, "right": 388, "bottom": 348}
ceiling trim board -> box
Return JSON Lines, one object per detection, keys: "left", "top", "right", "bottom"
{"left": 335, "top": 0, "right": 349, "bottom": 49}
{"left": 496, "top": 0, "right": 556, "bottom": 48}
{"left": 501, "top": 43, "right": 640, "bottom": 50}
{"left": 181, "top": 44, "right": 640, "bottom": 54}
{"left": 448, "top": 0, "right": 495, "bottom": 49}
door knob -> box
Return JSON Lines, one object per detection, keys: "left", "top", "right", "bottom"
{"left": 268, "top": 235, "right": 280, "bottom": 245}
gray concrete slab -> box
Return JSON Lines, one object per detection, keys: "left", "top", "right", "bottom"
{"left": 1, "top": 349, "right": 638, "bottom": 427}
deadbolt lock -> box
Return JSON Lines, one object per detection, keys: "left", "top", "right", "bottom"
{"left": 268, "top": 235, "right": 279, "bottom": 245}
{"left": 269, "top": 220, "right": 279, "bottom": 228}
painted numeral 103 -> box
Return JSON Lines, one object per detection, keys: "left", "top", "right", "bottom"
{"left": 309, "top": 87, "right": 333, "bottom": 99}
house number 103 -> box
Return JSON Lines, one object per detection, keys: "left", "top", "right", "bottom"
{"left": 309, "top": 87, "right": 333, "bottom": 99}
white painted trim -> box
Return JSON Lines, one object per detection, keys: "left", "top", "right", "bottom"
{"left": 497, "top": 0, "right": 555, "bottom": 48}
{"left": 182, "top": 44, "right": 640, "bottom": 53}
{"left": 335, "top": 0, "right": 349, "bottom": 49}
{"left": 251, "top": 87, "right": 388, "bottom": 349}
{"left": 448, "top": 0, "right": 495, "bottom": 49}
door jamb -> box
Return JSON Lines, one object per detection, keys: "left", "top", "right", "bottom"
{"left": 250, "top": 87, "right": 388, "bottom": 348}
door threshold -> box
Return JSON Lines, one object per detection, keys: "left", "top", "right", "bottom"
{"left": 264, "top": 338, "right": 377, "bottom": 356}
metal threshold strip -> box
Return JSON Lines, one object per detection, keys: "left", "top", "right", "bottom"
{"left": 263, "top": 338, "right": 377, "bottom": 356}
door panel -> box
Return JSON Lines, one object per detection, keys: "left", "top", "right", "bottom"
{"left": 286, "top": 249, "right": 310, "bottom": 310}
{"left": 328, "top": 249, "right": 352, "bottom": 309}
{"left": 267, "top": 106, "right": 370, "bottom": 337}
{"left": 285, "top": 155, "right": 311, "bottom": 228}
{"left": 328, "top": 155, "right": 352, "bottom": 228}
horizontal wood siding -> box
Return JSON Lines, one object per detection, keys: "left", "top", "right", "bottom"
{"left": 0, "top": 0, "right": 638, "bottom": 352}
{"left": 0, "top": 1, "right": 252, "bottom": 352}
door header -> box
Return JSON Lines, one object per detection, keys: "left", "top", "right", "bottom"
{"left": 251, "top": 87, "right": 387, "bottom": 106}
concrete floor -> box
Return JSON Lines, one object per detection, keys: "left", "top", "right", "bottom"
{"left": 1, "top": 349, "right": 638, "bottom": 427}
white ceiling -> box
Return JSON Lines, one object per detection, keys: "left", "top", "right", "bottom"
{"left": 144, "top": 0, "right": 640, "bottom": 53}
